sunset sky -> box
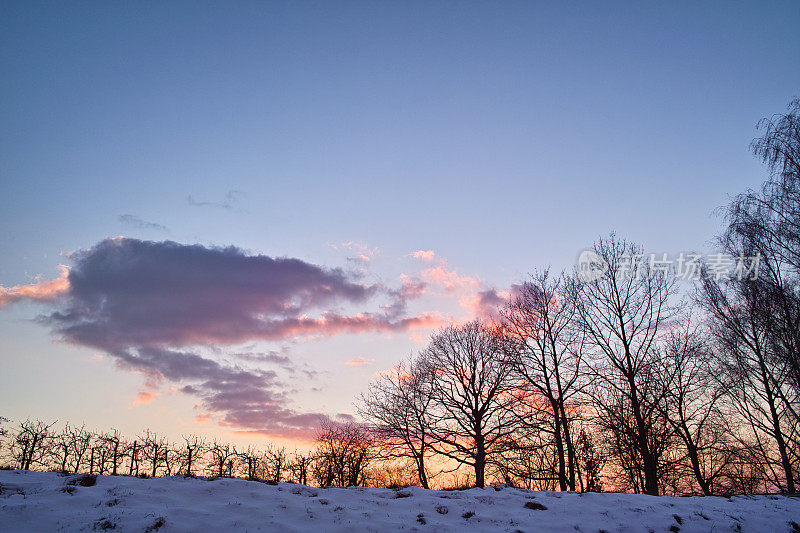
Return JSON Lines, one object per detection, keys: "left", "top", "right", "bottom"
{"left": 1, "top": 1, "right": 799, "bottom": 447}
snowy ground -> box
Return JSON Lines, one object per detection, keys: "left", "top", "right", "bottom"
{"left": 1, "top": 471, "right": 799, "bottom": 532}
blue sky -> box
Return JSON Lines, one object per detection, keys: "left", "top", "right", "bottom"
{"left": 1, "top": 1, "right": 799, "bottom": 444}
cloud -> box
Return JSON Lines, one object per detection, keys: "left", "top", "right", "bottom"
{"left": 420, "top": 260, "right": 481, "bottom": 292}
{"left": 411, "top": 250, "right": 435, "bottom": 262}
{"left": 331, "top": 241, "right": 378, "bottom": 264}
{"left": 132, "top": 390, "right": 159, "bottom": 405}
{"left": 233, "top": 349, "right": 293, "bottom": 367}
{"left": 0, "top": 265, "right": 70, "bottom": 309}
{"left": 46, "top": 238, "right": 436, "bottom": 348}
{"left": 404, "top": 251, "right": 513, "bottom": 320}
{"left": 1, "top": 237, "right": 441, "bottom": 439}
{"left": 462, "top": 288, "right": 510, "bottom": 321}
{"left": 118, "top": 214, "right": 168, "bottom": 232}
{"left": 382, "top": 275, "right": 428, "bottom": 320}
{"left": 187, "top": 190, "right": 245, "bottom": 211}
{"left": 231, "top": 348, "right": 320, "bottom": 379}
{"left": 343, "top": 357, "right": 375, "bottom": 366}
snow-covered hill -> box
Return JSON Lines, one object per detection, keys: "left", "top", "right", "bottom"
{"left": 1, "top": 470, "right": 799, "bottom": 532}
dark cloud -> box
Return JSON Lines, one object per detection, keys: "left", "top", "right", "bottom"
{"left": 112, "top": 346, "right": 320, "bottom": 438}
{"left": 233, "top": 350, "right": 293, "bottom": 367}
{"left": 469, "top": 285, "right": 523, "bottom": 320}
{"left": 32, "top": 237, "right": 439, "bottom": 439}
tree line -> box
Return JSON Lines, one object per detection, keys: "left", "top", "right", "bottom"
{"left": 0, "top": 416, "right": 403, "bottom": 487}
{"left": 358, "top": 98, "right": 800, "bottom": 495}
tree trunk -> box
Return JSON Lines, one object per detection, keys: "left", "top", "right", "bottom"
{"left": 552, "top": 402, "right": 568, "bottom": 491}
{"left": 474, "top": 437, "right": 486, "bottom": 488}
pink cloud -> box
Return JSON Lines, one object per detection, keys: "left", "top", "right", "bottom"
{"left": 0, "top": 265, "right": 70, "bottom": 309}
{"left": 420, "top": 260, "right": 481, "bottom": 292}
{"left": 403, "top": 253, "right": 519, "bottom": 321}
{"left": 411, "top": 249, "right": 435, "bottom": 262}
{"left": 132, "top": 390, "right": 159, "bottom": 405}
{"left": 195, "top": 413, "right": 213, "bottom": 425}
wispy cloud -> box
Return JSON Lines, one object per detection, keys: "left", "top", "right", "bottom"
{"left": 187, "top": 190, "right": 245, "bottom": 212}
{"left": 330, "top": 241, "right": 378, "bottom": 264}
{"left": 118, "top": 214, "right": 168, "bottom": 232}
{"left": 343, "top": 357, "right": 375, "bottom": 366}
{"left": 411, "top": 250, "right": 435, "bottom": 262}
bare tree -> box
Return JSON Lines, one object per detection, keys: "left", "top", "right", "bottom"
{"left": 207, "top": 439, "right": 237, "bottom": 478}
{"left": 67, "top": 425, "right": 92, "bottom": 473}
{"left": 9, "top": 419, "right": 54, "bottom": 471}
{"left": 573, "top": 235, "right": 677, "bottom": 495}
{"left": 264, "top": 445, "right": 288, "bottom": 482}
{"left": 312, "top": 420, "right": 373, "bottom": 487}
{"left": 288, "top": 452, "right": 311, "bottom": 485}
{"left": 419, "top": 320, "right": 519, "bottom": 488}
{"left": 139, "top": 430, "right": 167, "bottom": 477}
{"left": 657, "top": 324, "right": 731, "bottom": 495}
{"left": 699, "top": 98, "right": 800, "bottom": 493}
{"left": 359, "top": 357, "right": 435, "bottom": 488}
{"left": 574, "top": 426, "right": 605, "bottom": 492}
{"left": 500, "top": 270, "right": 584, "bottom": 490}
{"left": 178, "top": 435, "right": 205, "bottom": 477}
{"left": 236, "top": 445, "right": 264, "bottom": 480}
{"left": 127, "top": 438, "right": 141, "bottom": 476}
{"left": 0, "top": 416, "right": 9, "bottom": 461}
{"left": 495, "top": 425, "right": 560, "bottom": 490}
{"left": 161, "top": 442, "right": 180, "bottom": 476}
{"left": 698, "top": 266, "right": 799, "bottom": 492}
{"left": 738, "top": 98, "right": 800, "bottom": 392}
{"left": 101, "top": 429, "right": 126, "bottom": 476}
{"left": 52, "top": 424, "right": 75, "bottom": 473}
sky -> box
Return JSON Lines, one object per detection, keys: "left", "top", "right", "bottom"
{"left": 1, "top": 1, "right": 799, "bottom": 447}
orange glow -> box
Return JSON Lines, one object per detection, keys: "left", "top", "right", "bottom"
{"left": 195, "top": 413, "right": 213, "bottom": 424}
{"left": 420, "top": 261, "right": 481, "bottom": 291}
{"left": 344, "top": 357, "right": 375, "bottom": 366}
{"left": 0, "top": 265, "right": 70, "bottom": 308}
{"left": 132, "top": 390, "right": 159, "bottom": 405}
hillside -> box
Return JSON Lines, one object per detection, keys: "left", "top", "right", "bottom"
{"left": 1, "top": 470, "right": 799, "bottom": 532}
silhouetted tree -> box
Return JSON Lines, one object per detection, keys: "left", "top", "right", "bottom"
{"left": 208, "top": 439, "right": 237, "bottom": 477}
{"left": 573, "top": 235, "right": 677, "bottom": 495}
{"left": 312, "top": 420, "right": 373, "bottom": 487}
{"left": 656, "top": 324, "right": 731, "bottom": 495}
{"left": 700, "top": 98, "right": 800, "bottom": 493}
{"left": 500, "top": 270, "right": 584, "bottom": 490}
{"left": 178, "top": 435, "right": 205, "bottom": 477}
{"left": 288, "top": 452, "right": 311, "bottom": 485}
{"left": 10, "top": 419, "right": 55, "bottom": 470}
{"left": 359, "top": 357, "right": 435, "bottom": 488}
{"left": 264, "top": 445, "right": 288, "bottom": 482}
{"left": 140, "top": 430, "right": 167, "bottom": 478}
{"left": 419, "top": 320, "right": 519, "bottom": 488}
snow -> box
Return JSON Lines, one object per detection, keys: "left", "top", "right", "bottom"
{"left": 1, "top": 470, "right": 799, "bottom": 532}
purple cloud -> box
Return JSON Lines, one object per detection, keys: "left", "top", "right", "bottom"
{"left": 10, "top": 237, "right": 441, "bottom": 439}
